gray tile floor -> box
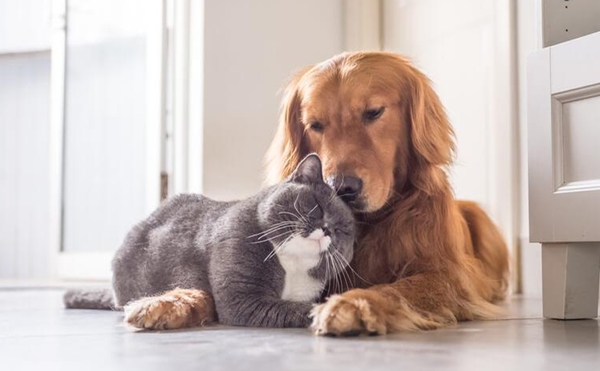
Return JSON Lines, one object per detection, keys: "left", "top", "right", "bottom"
{"left": 0, "top": 288, "right": 598, "bottom": 371}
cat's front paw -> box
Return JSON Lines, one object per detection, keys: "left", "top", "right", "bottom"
{"left": 310, "top": 291, "right": 387, "bottom": 336}
{"left": 124, "top": 288, "right": 214, "bottom": 330}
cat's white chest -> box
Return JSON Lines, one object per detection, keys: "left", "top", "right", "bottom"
{"left": 275, "top": 230, "right": 331, "bottom": 302}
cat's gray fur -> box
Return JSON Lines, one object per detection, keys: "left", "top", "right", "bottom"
{"left": 64, "top": 154, "right": 355, "bottom": 328}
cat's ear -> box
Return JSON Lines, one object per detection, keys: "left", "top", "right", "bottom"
{"left": 291, "top": 153, "right": 324, "bottom": 184}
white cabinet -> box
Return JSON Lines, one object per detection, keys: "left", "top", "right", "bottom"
{"left": 528, "top": 31, "right": 600, "bottom": 319}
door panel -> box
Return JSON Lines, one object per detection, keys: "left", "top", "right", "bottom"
{"left": 555, "top": 88, "right": 600, "bottom": 189}
{"left": 0, "top": 52, "right": 51, "bottom": 278}
{"left": 528, "top": 32, "right": 600, "bottom": 243}
{"left": 51, "top": 0, "right": 165, "bottom": 279}
{"left": 62, "top": 0, "right": 150, "bottom": 253}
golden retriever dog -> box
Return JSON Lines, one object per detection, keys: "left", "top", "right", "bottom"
{"left": 265, "top": 51, "right": 509, "bottom": 335}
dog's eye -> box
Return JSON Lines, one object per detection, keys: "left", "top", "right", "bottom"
{"left": 363, "top": 107, "right": 385, "bottom": 123}
{"left": 309, "top": 121, "right": 324, "bottom": 133}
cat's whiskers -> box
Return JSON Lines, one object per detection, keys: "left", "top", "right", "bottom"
{"left": 333, "top": 249, "right": 373, "bottom": 286}
{"left": 307, "top": 203, "right": 319, "bottom": 216}
{"left": 323, "top": 251, "right": 331, "bottom": 292}
{"left": 246, "top": 223, "right": 296, "bottom": 238}
{"left": 327, "top": 186, "right": 336, "bottom": 205}
{"left": 248, "top": 222, "right": 299, "bottom": 241}
{"left": 263, "top": 232, "right": 297, "bottom": 262}
{"left": 326, "top": 252, "right": 339, "bottom": 294}
{"left": 247, "top": 222, "right": 299, "bottom": 239}
{"left": 278, "top": 211, "right": 306, "bottom": 225}
{"left": 272, "top": 232, "right": 297, "bottom": 255}
{"left": 329, "top": 252, "right": 343, "bottom": 294}
{"left": 254, "top": 219, "right": 298, "bottom": 229}
{"left": 325, "top": 252, "right": 337, "bottom": 294}
{"left": 330, "top": 250, "right": 350, "bottom": 293}
{"left": 340, "top": 256, "right": 354, "bottom": 292}
{"left": 293, "top": 194, "right": 310, "bottom": 225}
{"left": 326, "top": 174, "right": 345, "bottom": 205}
{"left": 250, "top": 229, "right": 297, "bottom": 245}
{"left": 323, "top": 252, "right": 330, "bottom": 289}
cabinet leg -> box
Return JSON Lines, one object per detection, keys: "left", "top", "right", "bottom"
{"left": 542, "top": 243, "right": 600, "bottom": 319}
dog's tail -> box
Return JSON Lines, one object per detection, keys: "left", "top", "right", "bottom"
{"left": 63, "top": 288, "right": 116, "bottom": 310}
{"left": 457, "top": 200, "right": 510, "bottom": 301}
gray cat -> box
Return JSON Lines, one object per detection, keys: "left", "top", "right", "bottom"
{"left": 65, "top": 154, "right": 356, "bottom": 329}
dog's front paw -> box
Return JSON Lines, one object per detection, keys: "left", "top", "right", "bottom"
{"left": 123, "top": 288, "right": 213, "bottom": 330}
{"left": 310, "top": 291, "right": 387, "bottom": 336}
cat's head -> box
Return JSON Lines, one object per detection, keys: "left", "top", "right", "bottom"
{"left": 257, "top": 154, "right": 356, "bottom": 282}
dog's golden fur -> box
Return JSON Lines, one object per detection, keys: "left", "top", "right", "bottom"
{"left": 266, "top": 52, "right": 509, "bottom": 335}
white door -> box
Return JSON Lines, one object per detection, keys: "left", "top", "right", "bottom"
{"left": 50, "top": 0, "right": 166, "bottom": 279}
{"left": 528, "top": 31, "right": 600, "bottom": 319}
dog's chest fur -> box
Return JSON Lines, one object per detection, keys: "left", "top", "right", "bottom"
{"left": 275, "top": 230, "right": 330, "bottom": 302}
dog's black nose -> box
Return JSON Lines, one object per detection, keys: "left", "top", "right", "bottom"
{"left": 328, "top": 176, "right": 363, "bottom": 203}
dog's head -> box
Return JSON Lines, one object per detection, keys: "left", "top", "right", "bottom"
{"left": 266, "top": 52, "right": 455, "bottom": 213}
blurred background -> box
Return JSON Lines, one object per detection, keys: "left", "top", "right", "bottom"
{"left": 0, "top": 0, "right": 543, "bottom": 296}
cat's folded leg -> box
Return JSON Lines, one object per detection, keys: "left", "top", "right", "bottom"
{"left": 216, "top": 294, "right": 313, "bottom": 328}
{"left": 124, "top": 288, "right": 215, "bottom": 330}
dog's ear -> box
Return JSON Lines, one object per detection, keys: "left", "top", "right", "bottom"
{"left": 406, "top": 66, "right": 455, "bottom": 166}
{"left": 264, "top": 67, "right": 311, "bottom": 185}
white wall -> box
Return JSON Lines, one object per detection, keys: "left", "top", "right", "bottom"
{"left": 517, "top": 0, "right": 542, "bottom": 298}
{"left": 0, "top": 0, "right": 51, "bottom": 53}
{"left": 199, "top": 0, "right": 343, "bottom": 200}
